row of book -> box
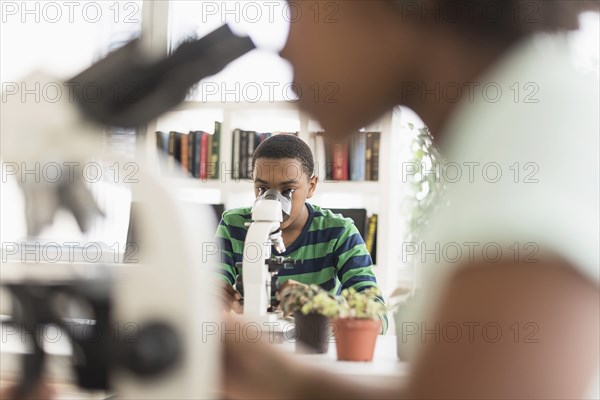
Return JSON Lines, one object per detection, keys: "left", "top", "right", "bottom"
{"left": 231, "top": 129, "right": 299, "bottom": 179}
{"left": 156, "top": 126, "right": 380, "bottom": 182}
{"left": 313, "top": 131, "right": 381, "bottom": 181}
{"left": 156, "top": 121, "right": 221, "bottom": 179}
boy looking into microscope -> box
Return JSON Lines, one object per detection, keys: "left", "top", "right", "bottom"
{"left": 215, "top": 134, "right": 387, "bottom": 332}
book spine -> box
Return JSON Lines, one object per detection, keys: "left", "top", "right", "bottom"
{"left": 173, "top": 132, "right": 182, "bottom": 166}
{"left": 168, "top": 131, "right": 176, "bottom": 173}
{"left": 358, "top": 131, "right": 366, "bottom": 181}
{"left": 365, "top": 132, "right": 373, "bottom": 181}
{"left": 247, "top": 131, "right": 256, "bottom": 178}
{"left": 181, "top": 133, "right": 189, "bottom": 174}
{"left": 324, "top": 140, "right": 333, "bottom": 180}
{"left": 232, "top": 129, "right": 241, "bottom": 180}
{"left": 212, "top": 121, "right": 221, "bottom": 180}
{"left": 341, "top": 142, "right": 349, "bottom": 180}
{"left": 205, "top": 132, "right": 213, "bottom": 180}
{"left": 365, "top": 214, "right": 377, "bottom": 256}
{"left": 332, "top": 143, "right": 348, "bottom": 181}
{"left": 240, "top": 130, "right": 248, "bottom": 179}
{"left": 200, "top": 132, "right": 209, "bottom": 180}
{"left": 371, "top": 132, "right": 381, "bottom": 181}
{"left": 194, "top": 131, "right": 202, "bottom": 178}
{"left": 188, "top": 131, "right": 195, "bottom": 177}
{"left": 349, "top": 133, "right": 359, "bottom": 181}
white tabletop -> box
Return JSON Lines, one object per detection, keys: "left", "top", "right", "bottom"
{"left": 275, "top": 335, "right": 410, "bottom": 388}
{"left": 1, "top": 319, "right": 409, "bottom": 391}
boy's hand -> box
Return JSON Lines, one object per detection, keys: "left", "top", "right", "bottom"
{"left": 222, "top": 283, "right": 243, "bottom": 314}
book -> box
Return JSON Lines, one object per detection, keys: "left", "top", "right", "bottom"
{"left": 211, "top": 121, "right": 221, "bottom": 179}
{"left": 188, "top": 130, "right": 195, "bottom": 177}
{"left": 349, "top": 133, "right": 357, "bottom": 181}
{"left": 350, "top": 133, "right": 360, "bottom": 181}
{"left": 200, "top": 132, "right": 209, "bottom": 180}
{"left": 181, "top": 133, "right": 189, "bottom": 174}
{"left": 357, "top": 131, "right": 367, "bottom": 181}
{"left": 205, "top": 133, "right": 213, "bottom": 179}
{"left": 167, "top": 131, "right": 176, "bottom": 173}
{"left": 370, "top": 132, "right": 381, "bottom": 181}
{"left": 365, "top": 214, "right": 378, "bottom": 264}
{"left": 173, "top": 132, "right": 182, "bottom": 165}
{"left": 332, "top": 142, "right": 349, "bottom": 180}
{"left": 324, "top": 140, "right": 333, "bottom": 180}
{"left": 240, "top": 130, "right": 248, "bottom": 179}
{"left": 232, "top": 128, "right": 241, "bottom": 180}
{"left": 248, "top": 131, "right": 256, "bottom": 178}
{"left": 365, "top": 132, "right": 373, "bottom": 180}
{"left": 193, "top": 131, "right": 203, "bottom": 178}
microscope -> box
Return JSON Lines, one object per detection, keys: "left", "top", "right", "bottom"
{"left": 1, "top": 24, "right": 254, "bottom": 398}
{"left": 237, "top": 189, "right": 300, "bottom": 328}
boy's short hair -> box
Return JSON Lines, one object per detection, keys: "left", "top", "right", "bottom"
{"left": 252, "top": 134, "right": 315, "bottom": 178}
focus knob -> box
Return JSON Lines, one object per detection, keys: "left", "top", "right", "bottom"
{"left": 123, "top": 322, "right": 181, "bottom": 378}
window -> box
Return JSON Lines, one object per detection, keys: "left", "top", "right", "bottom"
{"left": 169, "top": 0, "right": 294, "bottom": 102}
{"left": 1, "top": 1, "right": 142, "bottom": 259}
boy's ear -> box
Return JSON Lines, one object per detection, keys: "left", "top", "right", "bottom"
{"left": 306, "top": 175, "right": 319, "bottom": 198}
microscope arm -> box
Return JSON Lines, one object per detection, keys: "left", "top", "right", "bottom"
{"left": 242, "top": 221, "right": 281, "bottom": 318}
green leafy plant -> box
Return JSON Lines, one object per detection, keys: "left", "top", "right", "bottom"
{"left": 280, "top": 285, "right": 386, "bottom": 320}
{"left": 279, "top": 284, "right": 341, "bottom": 318}
{"left": 336, "top": 287, "right": 386, "bottom": 320}
{"left": 402, "top": 123, "right": 445, "bottom": 242}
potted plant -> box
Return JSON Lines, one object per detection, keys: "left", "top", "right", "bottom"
{"left": 279, "top": 284, "right": 340, "bottom": 354}
{"left": 332, "top": 287, "right": 386, "bottom": 362}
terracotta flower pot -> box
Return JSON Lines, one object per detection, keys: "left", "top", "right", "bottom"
{"left": 293, "top": 312, "right": 331, "bottom": 354}
{"left": 333, "top": 318, "right": 381, "bottom": 361}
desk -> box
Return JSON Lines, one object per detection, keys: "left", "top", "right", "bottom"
{"left": 276, "top": 335, "right": 410, "bottom": 388}
{"left": 1, "top": 318, "right": 409, "bottom": 396}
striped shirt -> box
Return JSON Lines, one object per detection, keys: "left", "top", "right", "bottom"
{"left": 215, "top": 203, "right": 387, "bottom": 333}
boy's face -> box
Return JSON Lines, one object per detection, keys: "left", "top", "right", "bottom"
{"left": 253, "top": 158, "right": 318, "bottom": 230}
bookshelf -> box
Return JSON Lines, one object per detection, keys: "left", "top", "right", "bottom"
{"left": 141, "top": 101, "right": 407, "bottom": 295}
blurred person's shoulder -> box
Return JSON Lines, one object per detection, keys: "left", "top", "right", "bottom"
{"left": 412, "top": 34, "right": 599, "bottom": 398}
{"left": 426, "top": 33, "right": 599, "bottom": 283}
{"left": 442, "top": 34, "right": 598, "bottom": 159}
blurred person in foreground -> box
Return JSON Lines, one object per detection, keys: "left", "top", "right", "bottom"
{"left": 223, "top": 1, "right": 600, "bottom": 399}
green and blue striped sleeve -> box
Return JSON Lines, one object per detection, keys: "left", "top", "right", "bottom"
{"left": 215, "top": 218, "right": 238, "bottom": 286}
{"left": 334, "top": 222, "right": 388, "bottom": 334}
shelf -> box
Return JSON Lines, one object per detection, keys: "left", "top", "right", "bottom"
{"left": 171, "top": 100, "right": 301, "bottom": 112}
{"left": 164, "top": 177, "right": 380, "bottom": 191}
{"left": 316, "top": 180, "right": 380, "bottom": 191}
